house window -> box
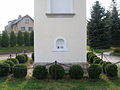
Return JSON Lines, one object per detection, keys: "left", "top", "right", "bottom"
{"left": 28, "top": 27, "right": 33, "bottom": 30}
{"left": 21, "top": 27, "right": 25, "bottom": 30}
{"left": 53, "top": 37, "right": 68, "bottom": 51}
{"left": 25, "top": 19, "right": 29, "bottom": 24}
{"left": 49, "top": 0, "right": 73, "bottom": 13}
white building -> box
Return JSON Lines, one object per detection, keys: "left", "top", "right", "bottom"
{"left": 35, "top": 0, "right": 87, "bottom": 67}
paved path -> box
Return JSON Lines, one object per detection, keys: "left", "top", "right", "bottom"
{"left": 97, "top": 51, "right": 120, "bottom": 66}
{"left": 0, "top": 52, "right": 32, "bottom": 60}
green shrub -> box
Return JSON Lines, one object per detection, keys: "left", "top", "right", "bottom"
{"left": 88, "top": 64, "right": 102, "bottom": 79}
{"left": 7, "top": 58, "right": 19, "bottom": 64}
{"left": 32, "top": 53, "right": 34, "bottom": 62}
{"left": 16, "top": 55, "right": 26, "bottom": 63}
{"left": 102, "top": 62, "right": 112, "bottom": 73}
{"left": 4, "top": 60, "right": 15, "bottom": 73}
{"left": 69, "top": 65, "right": 84, "bottom": 79}
{"left": 99, "top": 61, "right": 105, "bottom": 65}
{"left": 105, "top": 64, "right": 118, "bottom": 77}
{"left": 22, "top": 54, "right": 28, "bottom": 62}
{"left": 87, "top": 52, "right": 93, "bottom": 62}
{"left": 93, "top": 57, "right": 102, "bottom": 64}
{"left": 13, "top": 64, "right": 27, "bottom": 78}
{"left": 0, "top": 63, "right": 10, "bottom": 77}
{"left": 33, "top": 65, "right": 48, "bottom": 79}
{"left": 49, "top": 64, "right": 65, "bottom": 79}
{"left": 87, "top": 52, "right": 97, "bottom": 64}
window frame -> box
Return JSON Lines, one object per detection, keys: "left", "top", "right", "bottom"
{"left": 53, "top": 37, "right": 68, "bottom": 52}
{"left": 48, "top": 0, "right": 73, "bottom": 14}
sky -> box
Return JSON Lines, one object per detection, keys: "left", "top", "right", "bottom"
{"left": 0, "top": 0, "right": 120, "bottom": 31}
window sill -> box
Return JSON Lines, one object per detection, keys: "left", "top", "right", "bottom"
{"left": 52, "top": 48, "right": 68, "bottom": 52}
{"left": 46, "top": 13, "right": 75, "bottom": 15}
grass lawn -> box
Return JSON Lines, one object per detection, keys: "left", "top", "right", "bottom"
{"left": 0, "top": 67, "right": 119, "bottom": 90}
{"left": 0, "top": 46, "right": 34, "bottom": 54}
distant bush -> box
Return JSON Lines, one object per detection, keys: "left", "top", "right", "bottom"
{"left": 16, "top": 55, "right": 26, "bottom": 63}
{"left": 7, "top": 58, "right": 19, "bottom": 65}
{"left": 4, "top": 60, "right": 15, "bottom": 73}
{"left": 33, "top": 65, "right": 48, "bottom": 79}
{"left": 0, "top": 63, "right": 10, "bottom": 77}
{"left": 69, "top": 65, "right": 84, "bottom": 79}
{"left": 93, "top": 57, "right": 102, "bottom": 64}
{"left": 105, "top": 64, "right": 118, "bottom": 77}
{"left": 13, "top": 64, "right": 27, "bottom": 78}
{"left": 88, "top": 64, "right": 102, "bottom": 79}
{"left": 102, "top": 62, "right": 112, "bottom": 73}
{"left": 22, "top": 54, "right": 28, "bottom": 62}
{"left": 49, "top": 64, "right": 65, "bottom": 79}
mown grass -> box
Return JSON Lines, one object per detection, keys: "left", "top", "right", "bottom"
{"left": 0, "top": 46, "right": 34, "bottom": 54}
{"left": 0, "top": 67, "right": 119, "bottom": 90}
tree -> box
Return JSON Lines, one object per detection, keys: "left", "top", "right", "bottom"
{"left": 1, "top": 31, "right": 9, "bottom": 47}
{"left": 10, "top": 31, "right": 16, "bottom": 47}
{"left": 110, "top": 3, "right": 120, "bottom": 47}
{"left": 87, "top": 1, "right": 111, "bottom": 49}
{"left": 30, "top": 30, "right": 34, "bottom": 46}
{"left": 17, "top": 31, "right": 24, "bottom": 46}
{"left": 0, "top": 34, "right": 2, "bottom": 47}
{"left": 24, "top": 31, "right": 30, "bottom": 46}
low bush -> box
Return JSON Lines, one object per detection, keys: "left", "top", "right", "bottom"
{"left": 22, "top": 54, "right": 28, "bottom": 62}
{"left": 87, "top": 52, "right": 97, "bottom": 64}
{"left": 49, "top": 64, "right": 65, "bottom": 79}
{"left": 88, "top": 64, "right": 102, "bottom": 79}
{"left": 0, "top": 63, "right": 10, "bottom": 77}
{"left": 105, "top": 64, "right": 118, "bottom": 77}
{"left": 16, "top": 55, "right": 26, "bottom": 63}
{"left": 32, "top": 53, "right": 34, "bottom": 62}
{"left": 4, "top": 60, "right": 15, "bottom": 73}
{"left": 69, "top": 65, "right": 84, "bottom": 79}
{"left": 13, "top": 64, "right": 27, "bottom": 78}
{"left": 99, "top": 61, "right": 105, "bottom": 65}
{"left": 7, "top": 58, "right": 19, "bottom": 65}
{"left": 102, "top": 62, "right": 112, "bottom": 74}
{"left": 33, "top": 65, "right": 48, "bottom": 79}
{"left": 93, "top": 57, "right": 102, "bottom": 64}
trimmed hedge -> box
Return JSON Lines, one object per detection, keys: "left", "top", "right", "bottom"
{"left": 16, "top": 55, "right": 26, "bottom": 63}
{"left": 0, "top": 63, "right": 10, "bottom": 77}
{"left": 33, "top": 65, "right": 48, "bottom": 79}
{"left": 13, "top": 64, "right": 27, "bottom": 78}
{"left": 93, "top": 57, "right": 102, "bottom": 64}
{"left": 88, "top": 64, "right": 102, "bottom": 79}
{"left": 7, "top": 58, "right": 19, "bottom": 64}
{"left": 49, "top": 64, "right": 65, "bottom": 79}
{"left": 87, "top": 52, "right": 97, "bottom": 64}
{"left": 22, "top": 54, "right": 28, "bottom": 62}
{"left": 102, "top": 62, "right": 112, "bottom": 73}
{"left": 69, "top": 65, "right": 84, "bottom": 79}
{"left": 105, "top": 64, "right": 118, "bottom": 77}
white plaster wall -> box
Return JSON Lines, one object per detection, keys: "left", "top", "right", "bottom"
{"left": 34, "top": 0, "right": 86, "bottom": 64}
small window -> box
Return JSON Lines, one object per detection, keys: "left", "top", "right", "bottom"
{"left": 21, "top": 27, "right": 25, "bottom": 30}
{"left": 28, "top": 27, "right": 33, "bottom": 30}
{"left": 49, "top": 0, "right": 73, "bottom": 13}
{"left": 25, "top": 19, "right": 29, "bottom": 24}
{"left": 53, "top": 37, "right": 68, "bottom": 51}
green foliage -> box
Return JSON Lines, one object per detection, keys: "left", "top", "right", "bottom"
{"left": 17, "top": 31, "right": 24, "bottom": 46}
{"left": 22, "top": 54, "right": 28, "bottom": 62}
{"left": 0, "top": 34, "right": 2, "bottom": 47}
{"left": 49, "top": 64, "right": 65, "bottom": 79}
{"left": 105, "top": 64, "right": 118, "bottom": 77}
{"left": 13, "top": 64, "right": 27, "bottom": 78}
{"left": 102, "top": 62, "right": 112, "bottom": 73}
{"left": 93, "top": 57, "right": 102, "bottom": 64}
{"left": 7, "top": 58, "right": 19, "bottom": 65}
{"left": 87, "top": 52, "right": 97, "bottom": 64}
{"left": 0, "top": 63, "right": 10, "bottom": 77}
{"left": 87, "top": 1, "right": 110, "bottom": 49}
{"left": 10, "top": 31, "right": 16, "bottom": 47}
{"left": 30, "top": 31, "right": 34, "bottom": 46}
{"left": 4, "top": 60, "right": 15, "bottom": 73}
{"left": 33, "top": 65, "right": 48, "bottom": 79}
{"left": 16, "top": 55, "right": 26, "bottom": 63}
{"left": 69, "top": 65, "right": 84, "bottom": 79}
{"left": 88, "top": 64, "right": 102, "bottom": 79}
{"left": 24, "top": 31, "right": 30, "bottom": 46}
{"left": 1, "top": 31, "right": 9, "bottom": 47}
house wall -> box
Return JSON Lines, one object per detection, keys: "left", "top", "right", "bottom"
{"left": 35, "top": 0, "right": 87, "bottom": 64}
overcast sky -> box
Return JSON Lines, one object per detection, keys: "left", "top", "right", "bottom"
{"left": 0, "top": 0, "right": 120, "bottom": 31}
